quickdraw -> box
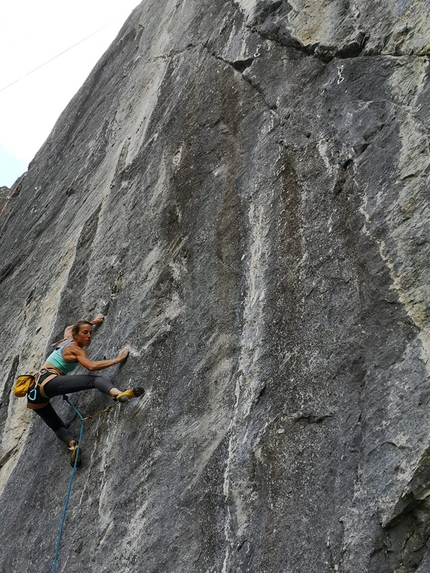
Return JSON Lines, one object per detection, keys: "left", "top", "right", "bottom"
{"left": 82, "top": 400, "right": 120, "bottom": 421}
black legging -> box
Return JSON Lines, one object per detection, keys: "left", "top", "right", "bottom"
{"left": 44, "top": 374, "right": 115, "bottom": 398}
{"left": 35, "top": 373, "right": 116, "bottom": 445}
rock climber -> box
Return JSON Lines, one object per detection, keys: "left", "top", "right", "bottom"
{"left": 27, "top": 314, "right": 144, "bottom": 465}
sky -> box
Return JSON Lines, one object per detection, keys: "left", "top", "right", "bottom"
{"left": 0, "top": 0, "right": 140, "bottom": 188}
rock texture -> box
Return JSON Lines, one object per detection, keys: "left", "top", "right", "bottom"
{"left": 1, "top": 1, "right": 430, "bottom": 571}
{"left": 0, "top": 186, "right": 9, "bottom": 214}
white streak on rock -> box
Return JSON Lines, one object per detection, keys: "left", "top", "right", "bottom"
{"left": 222, "top": 199, "right": 270, "bottom": 569}
{"left": 233, "top": 0, "right": 258, "bottom": 21}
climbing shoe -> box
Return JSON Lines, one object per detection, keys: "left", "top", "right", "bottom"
{"left": 115, "top": 387, "right": 145, "bottom": 402}
{"left": 70, "top": 445, "right": 82, "bottom": 467}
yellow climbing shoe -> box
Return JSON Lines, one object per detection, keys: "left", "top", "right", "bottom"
{"left": 115, "top": 387, "right": 145, "bottom": 403}
{"left": 70, "top": 445, "right": 82, "bottom": 467}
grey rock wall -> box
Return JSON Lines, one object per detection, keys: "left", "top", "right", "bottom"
{"left": 0, "top": 186, "right": 9, "bottom": 213}
{"left": 1, "top": 1, "right": 430, "bottom": 571}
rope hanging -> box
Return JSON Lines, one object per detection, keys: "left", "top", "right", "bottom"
{"left": 51, "top": 396, "right": 84, "bottom": 573}
{"left": 50, "top": 395, "right": 120, "bottom": 572}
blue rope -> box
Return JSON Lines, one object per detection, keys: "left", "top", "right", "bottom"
{"left": 51, "top": 396, "right": 85, "bottom": 573}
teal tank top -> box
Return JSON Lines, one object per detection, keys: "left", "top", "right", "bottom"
{"left": 46, "top": 340, "right": 78, "bottom": 374}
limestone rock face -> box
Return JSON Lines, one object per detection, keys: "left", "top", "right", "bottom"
{"left": 0, "top": 186, "right": 9, "bottom": 213}
{"left": 1, "top": 1, "right": 430, "bottom": 572}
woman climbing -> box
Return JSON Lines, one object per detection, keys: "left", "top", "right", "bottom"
{"left": 27, "top": 314, "right": 144, "bottom": 465}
